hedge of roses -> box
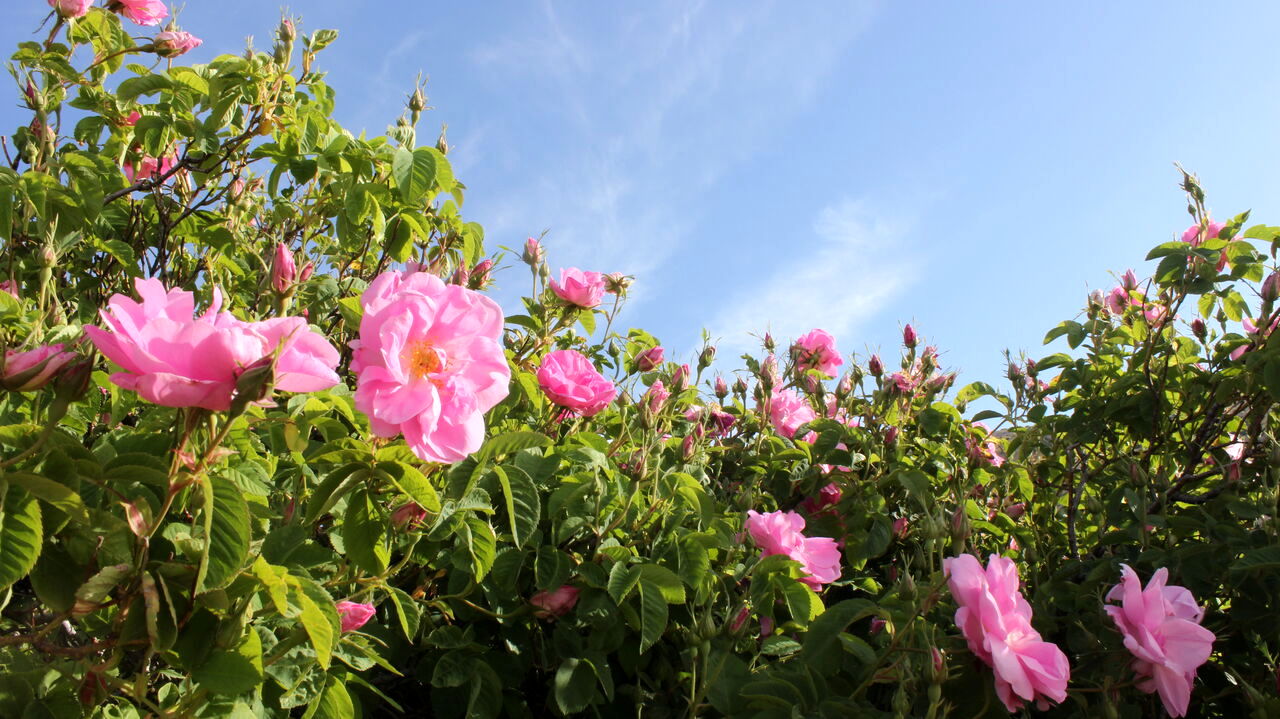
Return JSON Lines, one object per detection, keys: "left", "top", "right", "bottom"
{"left": 0, "top": 6, "right": 1278, "bottom": 718}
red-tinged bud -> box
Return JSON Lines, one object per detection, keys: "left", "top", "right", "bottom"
{"left": 673, "top": 363, "right": 691, "bottom": 392}
{"left": 802, "top": 374, "right": 820, "bottom": 394}
{"left": 698, "top": 345, "right": 716, "bottom": 371}
{"left": 391, "top": 502, "right": 429, "bottom": 529}
{"left": 1191, "top": 318, "right": 1207, "bottom": 341}
{"left": 1120, "top": 268, "right": 1139, "bottom": 290}
{"left": 763, "top": 332, "right": 775, "bottom": 352}
{"left": 1005, "top": 502, "right": 1026, "bottom": 520}
{"left": 2, "top": 344, "right": 77, "bottom": 393}
{"left": 1263, "top": 272, "right": 1280, "bottom": 303}
{"left": 868, "top": 354, "right": 883, "bottom": 377}
{"left": 522, "top": 237, "right": 544, "bottom": 267}
{"left": 530, "top": 585, "right": 579, "bottom": 619}
{"left": 732, "top": 377, "right": 748, "bottom": 396}
{"left": 450, "top": 263, "right": 469, "bottom": 287}
{"left": 902, "top": 324, "right": 917, "bottom": 348}
{"left": 760, "top": 355, "right": 778, "bottom": 391}
{"left": 271, "top": 242, "right": 296, "bottom": 294}
{"left": 298, "top": 261, "right": 314, "bottom": 283}
{"left": 869, "top": 617, "right": 886, "bottom": 635}
{"left": 635, "top": 346, "right": 665, "bottom": 372}
{"left": 467, "top": 259, "right": 494, "bottom": 290}
{"left": 893, "top": 516, "right": 909, "bottom": 539}
{"left": 714, "top": 375, "right": 728, "bottom": 399}
{"left": 884, "top": 426, "right": 899, "bottom": 446}
{"left": 837, "top": 373, "right": 854, "bottom": 397}
{"left": 682, "top": 433, "right": 696, "bottom": 460}
{"left": 1025, "top": 358, "right": 1037, "bottom": 377}
{"left": 729, "top": 605, "right": 751, "bottom": 633}
{"left": 931, "top": 647, "right": 945, "bottom": 677}
{"left": 23, "top": 80, "right": 37, "bottom": 109}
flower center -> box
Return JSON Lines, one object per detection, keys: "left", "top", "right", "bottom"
{"left": 404, "top": 340, "right": 446, "bottom": 380}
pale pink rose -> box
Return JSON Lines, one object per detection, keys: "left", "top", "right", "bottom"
{"left": 1120, "top": 269, "right": 1139, "bottom": 290}
{"left": 271, "top": 242, "right": 296, "bottom": 294}
{"left": 48, "top": 0, "right": 93, "bottom": 18}
{"left": 123, "top": 154, "right": 175, "bottom": 183}
{"left": 793, "top": 328, "right": 843, "bottom": 377}
{"left": 85, "top": 278, "right": 340, "bottom": 411}
{"left": 110, "top": 0, "right": 168, "bottom": 26}
{"left": 154, "top": 30, "right": 202, "bottom": 58}
{"left": 0, "top": 280, "right": 17, "bottom": 298}
{"left": 1180, "top": 220, "right": 1225, "bottom": 247}
{"left": 767, "top": 388, "right": 816, "bottom": 440}
{"left": 745, "top": 509, "right": 841, "bottom": 589}
{"left": 635, "top": 346, "right": 664, "bottom": 372}
{"left": 1105, "top": 566, "right": 1215, "bottom": 718}
{"left": 549, "top": 267, "right": 605, "bottom": 308}
{"left": 536, "top": 349, "right": 616, "bottom": 416}
{"left": 683, "top": 405, "right": 703, "bottom": 423}
{"left": 351, "top": 270, "right": 510, "bottom": 464}
{"left": 1106, "top": 286, "right": 1130, "bottom": 315}
{"left": 335, "top": 601, "right": 376, "bottom": 633}
{"left": 1144, "top": 304, "right": 1168, "bottom": 326}
{"left": 944, "top": 554, "right": 1070, "bottom": 713}
{"left": 530, "top": 585, "right": 580, "bottom": 619}
{"left": 3, "top": 344, "right": 77, "bottom": 391}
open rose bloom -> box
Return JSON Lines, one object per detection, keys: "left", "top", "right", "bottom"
{"left": 745, "top": 509, "right": 841, "bottom": 588}
{"left": 110, "top": 0, "right": 168, "bottom": 26}
{"left": 1105, "top": 565, "right": 1215, "bottom": 717}
{"left": 85, "top": 278, "right": 340, "bottom": 411}
{"left": 767, "top": 388, "right": 817, "bottom": 440}
{"left": 944, "top": 554, "right": 1069, "bottom": 713}
{"left": 351, "top": 270, "right": 510, "bottom": 464}
{"left": 793, "top": 328, "right": 843, "bottom": 377}
{"left": 549, "top": 267, "right": 605, "bottom": 308}
{"left": 536, "top": 349, "right": 617, "bottom": 416}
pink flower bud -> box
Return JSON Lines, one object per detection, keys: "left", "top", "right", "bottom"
{"left": 522, "top": 237, "right": 544, "bottom": 266}
{"left": 1121, "top": 269, "right": 1139, "bottom": 290}
{"left": 931, "top": 647, "right": 944, "bottom": 676}
{"left": 271, "top": 242, "right": 296, "bottom": 294}
{"left": 902, "top": 324, "right": 917, "bottom": 348}
{"left": 763, "top": 332, "right": 775, "bottom": 352}
{"left": 884, "top": 426, "right": 899, "bottom": 446}
{"left": 730, "top": 605, "right": 751, "bottom": 633}
{"left": 869, "top": 617, "right": 886, "bottom": 635}
{"left": 298, "top": 261, "right": 314, "bottom": 283}
{"left": 530, "top": 585, "right": 579, "bottom": 619}
{"left": 3, "top": 344, "right": 77, "bottom": 392}
{"left": 154, "top": 30, "right": 203, "bottom": 58}
{"left": 868, "top": 354, "right": 883, "bottom": 376}
{"left": 893, "top": 517, "right": 909, "bottom": 539}
{"left": 732, "top": 377, "right": 748, "bottom": 396}
{"left": 1144, "top": 304, "right": 1168, "bottom": 327}
{"left": 837, "top": 373, "right": 853, "bottom": 396}
{"left": 335, "top": 601, "right": 376, "bottom": 633}
{"left": 1191, "top": 318, "right": 1207, "bottom": 341}
{"left": 714, "top": 375, "right": 728, "bottom": 399}
{"left": 48, "top": 0, "right": 93, "bottom": 19}
{"left": 635, "top": 346, "right": 664, "bottom": 372}
{"left": 1005, "top": 502, "right": 1026, "bottom": 520}
{"left": 673, "top": 363, "right": 691, "bottom": 391}
{"left": 682, "top": 433, "right": 696, "bottom": 460}
{"left": 604, "top": 272, "right": 631, "bottom": 295}
{"left": 468, "top": 259, "right": 494, "bottom": 290}
{"left": 391, "top": 503, "right": 428, "bottom": 529}
{"left": 450, "top": 264, "right": 470, "bottom": 287}
{"left": 645, "top": 381, "right": 670, "bottom": 413}
{"left": 122, "top": 110, "right": 142, "bottom": 127}
{"left": 1263, "top": 272, "right": 1280, "bottom": 303}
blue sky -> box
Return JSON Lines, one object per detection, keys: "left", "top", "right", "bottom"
{"left": 8, "top": 1, "right": 1280, "bottom": 387}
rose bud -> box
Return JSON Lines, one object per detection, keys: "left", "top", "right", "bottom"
{"left": 335, "top": 601, "right": 376, "bottom": 633}
{"left": 868, "top": 353, "right": 884, "bottom": 377}
{"left": 153, "top": 30, "right": 203, "bottom": 58}
{"left": 714, "top": 375, "right": 728, "bottom": 399}
{"left": 270, "top": 242, "right": 296, "bottom": 294}
{"left": 635, "top": 346, "right": 665, "bottom": 372}
{"left": 1120, "top": 268, "right": 1139, "bottom": 290}
{"left": 530, "top": 585, "right": 579, "bottom": 619}
{"left": 604, "top": 272, "right": 631, "bottom": 295}
{"left": 468, "top": 259, "right": 494, "bottom": 290}
{"left": 522, "top": 237, "right": 545, "bottom": 267}
{"left": 902, "top": 324, "right": 917, "bottom": 348}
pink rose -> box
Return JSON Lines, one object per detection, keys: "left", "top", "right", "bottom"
{"left": 0, "top": 280, "right": 17, "bottom": 298}
{"left": 1105, "top": 566, "right": 1215, "bottom": 718}
{"left": 2, "top": 343, "right": 77, "bottom": 392}
{"left": 634, "top": 346, "right": 664, "bottom": 372}
{"left": 121, "top": 110, "right": 141, "bottom": 127}
{"left": 530, "top": 585, "right": 579, "bottom": 619}
{"left": 1120, "top": 268, "right": 1139, "bottom": 290}
{"left": 351, "top": 270, "right": 510, "bottom": 464}
{"left": 48, "top": 0, "right": 93, "bottom": 18}
{"left": 271, "top": 242, "right": 296, "bottom": 294}
{"left": 1144, "top": 304, "right": 1168, "bottom": 327}
{"left": 391, "top": 502, "right": 428, "bottom": 530}
{"left": 799, "top": 482, "right": 842, "bottom": 514}
{"left": 123, "top": 154, "right": 175, "bottom": 183}
{"left": 1106, "top": 286, "right": 1130, "bottom": 315}
{"left": 85, "top": 278, "right": 340, "bottom": 411}
{"left": 745, "top": 509, "right": 841, "bottom": 589}
{"left": 793, "top": 329, "right": 843, "bottom": 377}
{"left": 335, "top": 601, "right": 376, "bottom": 633}
{"left": 767, "top": 388, "right": 816, "bottom": 440}
{"left": 536, "top": 349, "right": 616, "bottom": 417}
{"left": 644, "top": 380, "right": 669, "bottom": 413}
{"left": 1180, "top": 220, "right": 1225, "bottom": 247}
{"left": 549, "top": 267, "right": 605, "bottom": 308}
{"left": 154, "top": 30, "right": 202, "bottom": 58}
{"left": 109, "top": 0, "right": 168, "bottom": 26}
{"left": 944, "top": 554, "right": 1069, "bottom": 713}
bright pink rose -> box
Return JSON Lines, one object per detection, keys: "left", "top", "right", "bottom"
{"left": 85, "top": 278, "right": 340, "bottom": 411}
{"left": 793, "top": 329, "right": 843, "bottom": 377}
{"left": 1105, "top": 566, "right": 1214, "bottom": 718}
{"left": 48, "top": 0, "right": 93, "bottom": 18}
{"left": 121, "top": 110, "right": 141, "bottom": 127}
{"left": 1106, "top": 286, "right": 1130, "bottom": 315}
{"left": 767, "top": 388, "right": 816, "bottom": 439}
{"left": 271, "top": 242, "right": 296, "bottom": 294}
{"left": 1180, "top": 220, "right": 1225, "bottom": 247}
{"left": 351, "top": 270, "right": 510, "bottom": 464}
{"left": 123, "top": 155, "right": 175, "bottom": 183}
{"left": 3, "top": 344, "right": 77, "bottom": 391}
{"left": 888, "top": 371, "right": 916, "bottom": 394}
{"left": 549, "top": 267, "right": 605, "bottom": 308}
{"left": 635, "top": 346, "right": 664, "bottom": 372}
{"left": 745, "top": 509, "right": 841, "bottom": 589}
{"left": 530, "top": 585, "right": 579, "bottom": 619}
{"left": 944, "top": 554, "right": 1070, "bottom": 713}
{"left": 0, "top": 280, "right": 17, "bottom": 298}
{"left": 537, "top": 349, "right": 616, "bottom": 416}
{"left": 154, "top": 30, "right": 202, "bottom": 58}
{"left": 335, "top": 601, "right": 376, "bottom": 633}
{"left": 110, "top": 0, "right": 167, "bottom": 25}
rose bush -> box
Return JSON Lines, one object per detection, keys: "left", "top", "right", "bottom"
{"left": 0, "top": 6, "right": 1277, "bottom": 718}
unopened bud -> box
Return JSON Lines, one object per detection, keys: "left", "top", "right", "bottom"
{"left": 467, "top": 259, "right": 494, "bottom": 290}
{"left": 672, "top": 363, "right": 691, "bottom": 392}
{"left": 1262, "top": 272, "right": 1280, "bottom": 303}
{"left": 732, "top": 377, "right": 748, "bottom": 397}
{"left": 714, "top": 376, "right": 728, "bottom": 399}
{"left": 698, "top": 345, "right": 716, "bottom": 371}
{"left": 391, "top": 502, "right": 428, "bottom": 529}
{"left": 230, "top": 355, "right": 275, "bottom": 415}
{"left": 1191, "top": 318, "right": 1207, "bottom": 341}
{"left": 450, "top": 264, "right": 469, "bottom": 287}
{"left": 902, "top": 324, "right": 917, "bottom": 348}
{"left": 1120, "top": 268, "right": 1139, "bottom": 290}
{"left": 436, "top": 124, "right": 449, "bottom": 155}
{"left": 893, "top": 516, "right": 909, "bottom": 539}
{"left": 802, "top": 374, "right": 820, "bottom": 394}
{"left": 522, "top": 237, "right": 544, "bottom": 267}
{"left": 759, "top": 355, "right": 778, "bottom": 392}
{"left": 409, "top": 87, "right": 428, "bottom": 114}
{"left": 884, "top": 426, "right": 899, "bottom": 446}
{"left": 682, "top": 433, "right": 696, "bottom": 460}
{"left": 868, "top": 354, "right": 883, "bottom": 377}
{"left": 635, "top": 346, "right": 665, "bottom": 373}
{"left": 271, "top": 242, "right": 297, "bottom": 294}
{"left": 298, "top": 261, "right": 314, "bottom": 283}
{"left": 604, "top": 272, "right": 631, "bottom": 295}
{"left": 763, "top": 332, "right": 775, "bottom": 352}
{"left": 39, "top": 245, "right": 57, "bottom": 268}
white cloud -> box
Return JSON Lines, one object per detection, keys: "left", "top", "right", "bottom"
{"left": 707, "top": 198, "right": 916, "bottom": 358}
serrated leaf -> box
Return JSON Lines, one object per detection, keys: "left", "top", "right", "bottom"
{"left": 343, "top": 488, "right": 389, "bottom": 575}
{"left": 288, "top": 575, "right": 339, "bottom": 670}
{"left": 302, "top": 674, "right": 354, "bottom": 719}
{"left": 251, "top": 557, "right": 290, "bottom": 615}
{"left": 6, "top": 471, "right": 86, "bottom": 523}
{"left": 638, "top": 564, "right": 686, "bottom": 604}
{"left": 800, "top": 599, "right": 878, "bottom": 668}
{"left": 392, "top": 147, "right": 437, "bottom": 205}
{"left": 0, "top": 485, "right": 42, "bottom": 591}
{"left": 554, "top": 658, "right": 596, "bottom": 714}
{"left": 193, "top": 627, "right": 263, "bottom": 696}
{"left": 196, "top": 474, "right": 250, "bottom": 593}
{"left": 607, "top": 562, "right": 640, "bottom": 604}
{"left": 637, "top": 580, "right": 669, "bottom": 654}
{"left": 493, "top": 465, "right": 539, "bottom": 548}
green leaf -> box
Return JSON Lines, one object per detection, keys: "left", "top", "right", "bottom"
{"left": 0, "top": 484, "right": 42, "bottom": 591}
{"left": 535, "top": 546, "right": 573, "bottom": 591}
{"left": 193, "top": 627, "right": 263, "bottom": 696}
{"left": 302, "top": 674, "right": 355, "bottom": 719}
{"left": 304, "top": 463, "right": 367, "bottom": 526}
{"left": 637, "top": 579, "right": 669, "bottom": 654}
{"left": 475, "top": 431, "right": 552, "bottom": 464}
{"left": 760, "top": 636, "right": 802, "bottom": 657}
{"left": 74, "top": 563, "right": 132, "bottom": 612}
{"left": 6, "top": 472, "right": 88, "bottom": 523}
{"left": 607, "top": 562, "right": 640, "bottom": 604}
{"left": 197, "top": 474, "right": 251, "bottom": 593}
{"left": 493, "top": 465, "right": 539, "bottom": 548}
{"left": 782, "top": 580, "right": 823, "bottom": 624}
{"left": 377, "top": 461, "right": 441, "bottom": 513}
{"left": 893, "top": 469, "right": 931, "bottom": 509}
{"left": 117, "top": 73, "right": 171, "bottom": 101}
{"left": 638, "top": 564, "right": 686, "bottom": 604}
{"left": 288, "top": 575, "right": 339, "bottom": 670}
{"left": 1230, "top": 545, "right": 1280, "bottom": 575}
{"left": 799, "top": 599, "right": 878, "bottom": 669}
{"left": 554, "top": 658, "right": 596, "bottom": 714}
{"left": 463, "top": 516, "right": 497, "bottom": 580}
{"left": 384, "top": 586, "right": 421, "bottom": 641}
{"left": 251, "top": 557, "right": 290, "bottom": 615}
{"left": 343, "top": 488, "right": 389, "bottom": 576}
{"left": 392, "top": 147, "right": 437, "bottom": 205}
